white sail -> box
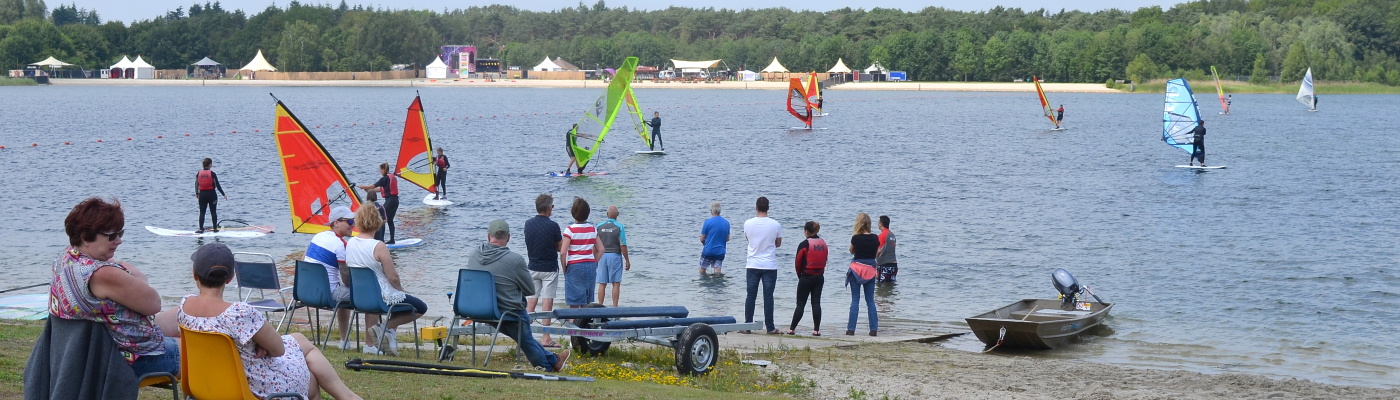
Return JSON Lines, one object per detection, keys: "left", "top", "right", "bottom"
{"left": 1296, "top": 68, "right": 1315, "bottom": 110}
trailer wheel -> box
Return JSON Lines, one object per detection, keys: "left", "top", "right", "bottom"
{"left": 570, "top": 303, "right": 611, "bottom": 356}
{"left": 675, "top": 323, "right": 718, "bottom": 376}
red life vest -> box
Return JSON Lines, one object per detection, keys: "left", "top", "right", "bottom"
{"left": 800, "top": 237, "right": 828, "bottom": 275}
{"left": 435, "top": 155, "right": 447, "bottom": 169}
{"left": 385, "top": 174, "right": 399, "bottom": 197}
{"left": 197, "top": 170, "right": 215, "bottom": 190}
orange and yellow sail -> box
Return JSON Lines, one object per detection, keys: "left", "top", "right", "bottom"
{"left": 786, "top": 78, "right": 812, "bottom": 128}
{"left": 806, "top": 72, "right": 822, "bottom": 114}
{"left": 1210, "top": 66, "right": 1229, "bottom": 114}
{"left": 272, "top": 98, "right": 361, "bottom": 234}
{"left": 395, "top": 95, "right": 437, "bottom": 193}
{"left": 1033, "top": 76, "right": 1060, "bottom": 129}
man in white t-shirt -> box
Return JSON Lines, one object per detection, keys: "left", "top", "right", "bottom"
{"left": 302, "top": 206, "right": 356, "bottom": 348}
{"left": 743, "top": 196, "right": 782, "bottom": 334}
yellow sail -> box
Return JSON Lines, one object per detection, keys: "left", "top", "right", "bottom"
{"left": 395, "top": 95, "right": 437, "bottom": 193}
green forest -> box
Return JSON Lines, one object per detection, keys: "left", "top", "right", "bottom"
{"left": 1, "top": 0, "right": 1398, "bottom": 84}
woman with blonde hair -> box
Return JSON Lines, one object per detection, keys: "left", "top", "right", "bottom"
{"left": 346, "top": 205, "right": 426, "bottom": 355}
{"left": 846, "top": 213, "right": 879, "bottom": 336}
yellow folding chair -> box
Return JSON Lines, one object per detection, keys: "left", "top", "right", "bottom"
{"left": 179, "top": 326, "right": 306, "bottom": 400}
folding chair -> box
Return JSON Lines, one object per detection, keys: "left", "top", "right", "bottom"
{"left": 445, "top": 269, "right": 523, "bottom": 367}
{"left": 234, "top": 252, "right": 295, "bottom": 331}
{"left": 347, "top": 267, "right": 421, "bottom": 358}
{"left": 287, "top": 260, "right": 352, "bottom": 347}
{"left": 178, "top": 326, "right": 305, "bottom": 400}
{"left": 138, "top": 372, "right": 179, "bottom": 400}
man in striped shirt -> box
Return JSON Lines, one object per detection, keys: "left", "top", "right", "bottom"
{"left": 560, "top": 197, "right": 601, "bottom": 308}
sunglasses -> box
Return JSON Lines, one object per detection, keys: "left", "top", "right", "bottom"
{"left": 100, "top": 229, "right": 125, "bottom": 241}
{"left": 338, "top": 218, "right": 354, "bottom": 226}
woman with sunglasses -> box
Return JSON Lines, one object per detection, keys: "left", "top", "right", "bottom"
{"left": 51, "top": 196, "right": 181, "bottom": 378}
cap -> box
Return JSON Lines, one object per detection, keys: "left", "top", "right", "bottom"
{"left": 487, "top": 219, "right": 509, "bottom": 237}
{"left": 326, "top": 206, "right": 354, "bottom": 226}
{"left": 191, "top": 243, "right": 235, "bottom": 279}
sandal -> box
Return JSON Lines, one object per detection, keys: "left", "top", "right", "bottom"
{"left": 812, "top": 331, "right": 821, "bottom": 336}
{"left": 786, "top": 329, "right": 795, "bottom": 335}
{"left": 541, "top": 342, "right": 560, "bottom": 348}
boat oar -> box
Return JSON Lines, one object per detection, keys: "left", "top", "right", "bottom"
{"left": 0, "top": 282, "right": 49, "bottom": 294}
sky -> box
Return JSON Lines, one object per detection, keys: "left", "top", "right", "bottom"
{"left": 62, "top": 0, "right": 1190, "bottom": 24}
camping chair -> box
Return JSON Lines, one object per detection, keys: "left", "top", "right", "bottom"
{"left": 287, "top": 260, "right": 352, "bottom": 347}
{"left": 445, "top": 269, "right": 523, "bottom": 367}
{"left": 234, "top": 252, "right": 295, "bottom": 331}
{"left": 178, "top": 326, "right": 304, "bottom": 400}
{"left": 347, "top": 267, "right": 421, "bottom": 358}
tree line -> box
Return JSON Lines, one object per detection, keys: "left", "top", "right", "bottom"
{"left": 1, "top": 0, "right": 1398, "bottom": 85}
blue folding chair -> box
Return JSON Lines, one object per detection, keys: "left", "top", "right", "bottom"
{"left": 234, "top": 252, "right": 294, "bottom": 331}
{"left": 287, "top": 260, "right": 352, "bottom": 347}
{"left": 445, "top": 269, "right": 523, "bottom": 367}
{"left": 347, "top": 267, "right": 421, "bottom": 358}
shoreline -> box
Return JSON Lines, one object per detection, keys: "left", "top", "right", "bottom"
{"left": 48, "top": 78, "right": 1122, "bottom": 93}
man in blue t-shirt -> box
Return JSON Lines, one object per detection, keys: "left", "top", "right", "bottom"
{"left": 698, "top": 201, "right": 731, "bottom": 275}
{"left": 523, "top": 193, "right": 563, "bottom": 347}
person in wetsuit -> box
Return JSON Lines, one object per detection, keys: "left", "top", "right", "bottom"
{"left": 1190, "top": 120, "right": 1207, "bottom": 166}
{"left": 432, "top": 147, "right": 449, "bottom": 200}
{"left": 195, "top": 158, "right": 228, "bottom": 233}
{"left": 1056, "top": 104, "right": 1065, "bottom": 123}
{"left": 357, "top": 163, "right": 399, "bottom": 244}
{"left": 645, "top": 111, "right": 663, "bottom": 151}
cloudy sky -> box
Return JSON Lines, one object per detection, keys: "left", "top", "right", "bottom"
{"left": 62, "top": 0, "right": 1189, "bottom": 24}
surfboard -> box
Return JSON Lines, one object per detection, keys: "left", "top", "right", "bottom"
{"left": 634, "top": 150, "right": 667, "bottom": 155}
{"left": 146, "top": 225, "right": 271, "bottom": 238}
{"left": 387, "top": 238, "right": 424, "bottom": 249}
{"left": 423, "top": 193, "right": 454, "bottom": 207}
{"left": 1175, "top": 165, "right": 1227, "bottom": 169}
{"left": 547, "top": 171, "right": 607, "bottom": 177}
{"left": 0, "top": 293, "right": 49, "bottom": 320}
{"left": 1049, "top": 127, "right": 1067, "bottom": 131}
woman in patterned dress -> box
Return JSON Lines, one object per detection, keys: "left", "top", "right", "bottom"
{"left": 177, "top": 243, "right": 363, "bottom": 400}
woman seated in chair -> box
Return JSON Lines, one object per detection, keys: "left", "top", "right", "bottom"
{"left": 347, "top": 204, "right": 427, "bottom": 356}
{"left": 178, "top": 243, "right": 363, "bottom": 400}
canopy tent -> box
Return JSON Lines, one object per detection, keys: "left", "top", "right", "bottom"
{"left": 737, "top": 70, "right": 759, "bottom": 81}
{"left": 30, "top": 56, "right": 74, "bottom": 68}
{"left": 760, "top": 57, "right": 788, "bottom": 73}
{"left": 188, "top": 57, "right": 225, "bottom": 79}
{"left": 425, "top": 56, "right": 448, "bottom": 79}
{"left": 240, "top": 50, "right": 277, "bottom": 72}
{"left": 190, "top": 57, "right": 220, "bottom": 66}
{"left": 670, "top": 59, "right": 721, "bottom": 70}
{"left": 532, "top": 56, "right": 562, "bottom": 71}
{"left": 864, "top": 62, "right": 887, "bottom": 73}
{"left": 130, "top": 56, "right": 156, "bottom": 79}
{"left": 828, "top": 58, "right": 852, "bottom": 73}
{"left": 108, "top": 56, "right": 133, "bottom": 78}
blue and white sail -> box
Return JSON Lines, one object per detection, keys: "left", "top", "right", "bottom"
{"left": 1296, "top": 68, "right": 1315, "bottom": 110}
{"left": 1162, "top": 78, "right": 1201, "bottom": 154}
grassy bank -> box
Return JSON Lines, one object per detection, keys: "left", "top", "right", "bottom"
{"left": 0, "top": 77, "right": 38, "bottom": 86}
{"left": 1, "top": 320, "right": 813, "bottom": 399}
{"left": 1115, "top": 79, "right": 1400, "bottom": 94}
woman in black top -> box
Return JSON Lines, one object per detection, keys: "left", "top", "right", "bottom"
{"left": 847, "top": 213, "right": 880, "bottom": 336}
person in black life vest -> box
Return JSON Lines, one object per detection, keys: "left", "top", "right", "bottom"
{"left": 645, "top": 111, "right": 663, "bottom": 151}
{"left": 1056, "top": 104, "right": 1065, "bottom": 123}
{"left": 1190, "top": 120, "right": 1207, "bottom": 167}
{"left": 788, "top": 220, "right": 827, "bottom": 336}
{"left": 195, "top": 158, "right": 227, "bottom": 233}
{"left": 432, "top": 147, "right": 449, "bottom": 200}
{"left": 357, "top": 163, "right": 399, "bottom": 244}
{"left": 564, "top": 124, "right": 580, "bottom": 175}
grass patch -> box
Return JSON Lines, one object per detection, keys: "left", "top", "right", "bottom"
{"left": 1119, "top": 79, "right": 1400, "bottom": 94}
{"left": 0, "top": 77, "right": 38, "bottom": 86}
{"left": 1, "top": 319, "right": 813, "bottom": 399}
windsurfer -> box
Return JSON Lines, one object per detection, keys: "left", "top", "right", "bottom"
{"left": 1312, "top": 95, "right": 1317, "bottom": 110}
{"left": 195, "top": 158, "right": 228, "bottom": 234}
{"left": 1190, "top": 120, "right": 1207, "bottom": 166}
{"left": 646, "top": 111, "right": 663, "bottom": 151}
{"left": 357, "top": 163, "right": 399, "bottom": 244}
{"left": 565, "top": 124, "right": 580, "bottom": 175}
{"left": 433, "top": 147, "right": 449, "bottom": 200}
{"left": 1056, "top": 105, "right": 1065, "bottom": 123}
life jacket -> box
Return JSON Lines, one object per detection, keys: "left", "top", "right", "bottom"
{"left": 435, "top": 155, "right": 448, "bottom": 169}
{"left": 800, "top": 237, "right": 828, "bottom": 275}
{"left": 197, "top": 170, "right": 215, "bottom": 190}
{"left": 385, "top": 174, "right": 399, "bottom": 197}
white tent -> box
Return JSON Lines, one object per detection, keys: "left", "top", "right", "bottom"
{"left": 760, "top": 57, "right": 788, "bottom": 73}
{"left": 671, "top": 59, "right": 721, "bottom": 70}
{"left": 864, "top": 62, "right": 887, "bottom": 74}
{"left": 109, "top": 56, "right": 133, "bottom": 78}
{"left": 30, "top": 56, "right": 74, "bottom": 68}
{"left": 737, "top": 70, "right": 759, "bottom": 81}
{"left": 131, "top": 55, "right": 156, "bottom": 79}
{"left": 532, "top": 56, "right": 563, "bottom": 71}
{"left": 109, "top": 56, "right": 133, "bottom": 70}
{"left": 425, "top": 56, "right": 448, "bottom": 79}
{"left": 240, "top": 50, "right": 277, "bottom": 72}
{"left": 828, "top": 58, "right": 853, "bottom": 73}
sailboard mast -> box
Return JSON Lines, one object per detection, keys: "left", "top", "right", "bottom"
{"left": 1033, "top": 76, "right": 1060, "bottom": 129}
{"left": 1211, "top": 66, "right": 1229, "bottom": 114}
{"left": 571, "top": 56, "right": 639, "bottom": 171}
{"left": 271, "top": 95, "right": 362, "bottom": 234}
{"left": 1162, "top": 78, "right": 1202, "bottom": 155}
{"left": 395, "top": 94, "right": 437, "bottom": 194}
{"left": 786, "top": 78, "right": 812, "bottom": 128}
{"left": 1297, "top": 68, "right": 1315, "bottom": 110}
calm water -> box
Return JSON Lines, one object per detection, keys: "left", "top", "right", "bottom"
{"left": 1, "top": 85, "right": 1397, "bottom": 388}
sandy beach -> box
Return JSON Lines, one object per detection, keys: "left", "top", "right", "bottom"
{"left": 49, "top": 78, "right": 1121, "bottom": 93}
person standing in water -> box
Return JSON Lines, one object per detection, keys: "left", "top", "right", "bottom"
{"left": 195, "top": 158, "right": 228, "bottom": 234}
{"left": 357, "top": 163, "right": 399, "bottom": 244}
{"left": 1190, "top": 120, "right": 1207, "bottom": 167}
{"left": 645, "top": 111, "right": 664, "bottom": 151}
{"left": 1056, "top": 104, "right": 1065, "bottom": 124}
{"left": 564, "top": 124, "right": 580, "bottom": 175}
{"left": 433, "top": 147, "right": 450, "bottom": 200}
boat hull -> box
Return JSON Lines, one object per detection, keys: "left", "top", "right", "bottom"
{"left": 965, "top": 299, "right": 1112, "bottom": 350}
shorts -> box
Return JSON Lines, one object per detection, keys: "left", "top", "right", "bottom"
{"left": 877, "top": 264, "right": 898, "bottom": 283}
{"left": 529, "top": 271, "right": 559, "bottom": 299}
{"left": 699, "top": 255, "right": 724, "bottom": 270}
{"left": 597, "top": 253, "right": 624, "bottom": 284}
{"left": 331, "top": 285, "right": 351, "bottom": 303}
{"left": 564, "top": 261, "right": 597, "bottom": 306}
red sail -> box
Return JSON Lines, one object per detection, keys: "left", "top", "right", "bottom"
{"left": 273, "top": 100, "right": 361, "bottom": 234}
{"left": 786, "top": 78, "right": 812, "bottom": 128}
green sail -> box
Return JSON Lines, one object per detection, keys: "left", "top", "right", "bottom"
{"left": 571, "top": 56, "right": 639, "bottom": 170}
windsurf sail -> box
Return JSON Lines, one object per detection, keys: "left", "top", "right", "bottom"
{"left": 1033, "top": 76, "right": 1060, "bottom": 129}
{"left": 571, "top": 56, "right": 639, "bottom": 171}
{"left": 806, "top": 72, "right": 822, "bottom": 114}
{"left": 786, "top": 78, "right": 812, "bottom": 128}
{"left": 1210, "top": 66, "right": 1229, "bottom": 114}
{"left": 1162, "top": 78, "right": 1201, "bottom": 155}
{"left": 1297, "top": 68, "right": 1315, "bottom": 110}
{"left": 272, "top": 97, "right": 361, "bottom": 234}
{"left": 622, "top": 87, "right": 651, "bottom": 149}
{"left": 395, "top": 95, "right": 437, "bottom": 194}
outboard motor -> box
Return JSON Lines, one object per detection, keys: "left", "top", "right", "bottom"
{"left": 1052, "top": 268, "right": 1080, "bottom": 307}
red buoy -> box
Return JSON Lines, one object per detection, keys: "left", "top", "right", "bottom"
{"left": 64, "top": 141, "right": 70, "bottom": 145}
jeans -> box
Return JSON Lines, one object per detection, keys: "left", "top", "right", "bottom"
{"left": 790, "top": 274, "right": 823, "bottom": 331}
{"left": 745, "top": 268, "right": 777, "bottom": 332}
{"left": 130, "top": 337, "right": 180, "bottom": 377}
{"left": 564, "top": 262, "right": 597, "bottom": 306}
{"left": 500, "top": 312, "right": 560, "bottom": 371}
{"left": 847, "top": 271, "right": 878, "bottom": 332}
